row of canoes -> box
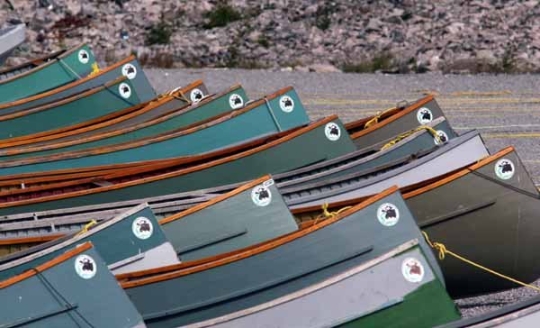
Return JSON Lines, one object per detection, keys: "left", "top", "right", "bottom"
{"left": 0, "top": 43, "right": 538, "bottom": 327}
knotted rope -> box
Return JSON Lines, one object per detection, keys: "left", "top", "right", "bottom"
{"left": 381, "top": 125, "right": 442, "bottom": 151}
{"left": 77, "top": 220, "right": 98, "bottom": 236}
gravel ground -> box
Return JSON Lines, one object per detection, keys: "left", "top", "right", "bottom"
{"left": 147, "top": 68, "right": 540, "bottom": 320}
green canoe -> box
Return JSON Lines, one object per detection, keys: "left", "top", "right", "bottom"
{"left": 0, "top": 84, "right": 249, "bottom": 159}
{"left": 0, "top": 242, "right": 145, "bottom": 327}
{"left": 0, "top": 75, "right": 141, "bottom": 139}
{"left": 0, "top": 55, "right": 156, "bottom": 114}
{"left": 0, "top": 86, "right": 307, "bottom": 175}
{"left": 0, "top": 44, "right": 98, "bottom": 103}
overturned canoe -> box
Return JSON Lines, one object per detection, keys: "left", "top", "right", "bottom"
{"left": 0, "top": 83, "right": 248, "bottom": 159}
{"left": 0, "top": 242, "right": 145, "bottom": 327}
{"left": 188, "top": 240, "right": 459, "bottom": 328}
{"left": 0, "top": 44, "right": 97, "bottom": 103}
{"left": 0, "top": 76, "right": 141, "bottom": 139}
{"left": 116, "top": 187, "right": 447, "bottom": 327}
{"left": 0, "top": 203, "right": 179, "bottom": 276}
{"left": 0, "top": 24, "right": 25, "bottom": 66}
{"left": 0, "top": 116, "right": 356, "bottom": 215}
{"left": 0, "top": 55, "right": 156, "bottom": 114}
{"left": 0, "top": 86, "right": 308, "bottom": 175}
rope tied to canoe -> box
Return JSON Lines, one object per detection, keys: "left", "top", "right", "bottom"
{"left": 77, "top": 220, "right": 98, "bottom": 236}
{"left": 311, "top": 203, "right": 352, "bottom": 226}
{"left": 88, "top": 62, "right": 100, "bottom": 76}
{"left": 421, "top": 231, "right": 540, "bottom": 292}
{"left": 381, "top": 125, "right": 442, "bottom": 151}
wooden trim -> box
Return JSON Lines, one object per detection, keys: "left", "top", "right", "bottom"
{"left": 349, "top": 95, "right": 434, "bottom": 139}
{"left": 0, "top": 44, "right": 86, "bottom": 85}
{"left": 0, "top": 49, "right": 65, "bottom": 75}
{"left": 0, "top": 56, "right": 135, "bottom": 110}
{"left": 0, "top": 241, "right": 92, "bottom": 288}
{"left": 118, "top": 186, "right": 398, "bottom": 288}
{"left": 402, "top": 146, "right": 514, "bottom": 199}
{"left": 0, "top": 234, "right": 63, "bottom": 246}
{"left": 159, "top": 175, "right": 272, "bottom": 225}
{"left": 0, "top": 85, "right": 291, "bottom": 167}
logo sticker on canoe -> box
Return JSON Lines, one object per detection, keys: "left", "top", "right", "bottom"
{"left": 119, "top": 83, "right": 132, "bottom": 99}
{"left": 325, "top": 123, "right": 341, "bottom": 141}
{"left": 495, "top": 159, "right": 515, "bottom": 180}
{"left": 402, "top": 257, "right": 425, "bottom": 283}
{"left": 122, "top": 63, "right": 137, "bottom": 80}
{"left": 132, "top": 216, "right": 153, "bottom": 240}
{"left": 417, "top": 107, "right": 433, "bottom": 124}
{"left": 279, "top": 95, "right": 294, "bottom": 113}
{"left": 229, "top": 94, "right": 244, "bottom": 109}
{"left": 377, "top": 203, "right": 399, "bottom": 227}
{"left": 75, "top": 255, "right": 97, "bottom": 279}
{"left": 434, "top": 130, "right": 449, "bottom": 145}
{"left": 251, "top": 184, "right": 272, "bottom": 207}
{"left": 190, "top": 88, "right": 204, "bottom": 103}
{"left": 78, "top": 49, "right": 90, "bottom": 64}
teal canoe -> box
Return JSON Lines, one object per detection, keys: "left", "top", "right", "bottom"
{"left": 0, "top": 86, "right": 307, "bottom": 175}
{"left": 0, "top": 242, "right": 145, "bottom": 327}
{"left": 0, "top": 44, "right": 98, "bottom": 103}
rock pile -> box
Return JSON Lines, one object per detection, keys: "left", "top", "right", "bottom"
{"left": 2, "top": 0, "right": 540, "bottom": 73}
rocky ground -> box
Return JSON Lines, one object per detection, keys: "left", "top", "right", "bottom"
{"left": 3, "top": 0, "right": 540, "bottom": 73}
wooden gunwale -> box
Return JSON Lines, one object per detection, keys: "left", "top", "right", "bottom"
{"left": 0, "top": 116, "right": 333, "bottom": 208}
{"left": 0, "top": 49, "right": 65, "bottom": 75}
{"left": 0, "top": 86, "right": 294, "bottom": 168}
{"left": 0, "top": 44, "right": 84, "bottom": 85}
{"left": 0, "top": 55, "right": 135, "bottom": 110}
{"left": 0, "top": 80, "right": 204, "bottom": 148}
{"left": 0, "top": 241, "right": 92, "bottom": 288}
{"left": 0, "top": 234, "right": 65, "bottom": 246}
{"left": 291, "top": 147, "right": 513, "bottom": 219}
{"left": 0, "top": 76, "right": 129, "bottom": 122}
{"left": 159, "top": 175, "right": 272, "bottom": 225}
{"left": 348, "top": 95, "right": 434, "bottom": 139}
{"left": 0, "top": 84, "right": 243, "bottom": 156}
{"left": 117, "top": 186, "right": 398, "bottom": 288}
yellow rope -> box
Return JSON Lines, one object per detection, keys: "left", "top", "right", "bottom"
{"left": 77, "top": 220, "right": 98, "bottom": 236}
{"left": 89, "top": 62, "right": 100, "bottom": 76}
{"left": 364, "top": 106, "right": 396, "bottom": 128}
{"left": 311, "top": 203, "right": 353, "bottom": 226}
{"left": 422, "top": 231, "right": 540, "bottom": 292}
{"left": 381, "top": 125, "right": 441, "bottom": 151}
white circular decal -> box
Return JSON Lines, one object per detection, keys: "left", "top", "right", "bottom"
{"left": 402, "top": 257, "right": 425, "bottom": 283}
{"left": 417, "top": 107, "right": 433, "bottom": 124}
{"left": 279, "top": 95, "right": 295, "bottom": 113}
{"left": 434, "top": 130, "right": 449, "bottom": 145}
{"left": 122, "top": 63, "right": 137, "bottom": 80}
{"left": 119, "top": 83, "right": 132, "bottom": 99}
{"left": 190, "top": 88, "right": 204, "bottom": 103}
{"left": 132, "top": 216, "right": 154, "bottom": 240}
{"left": 325, "top": 122, "right": 341, "bottom": 141}
{"left": 78, "top": 49, "right": 90, "bottom": 64}
{"left": 229, "top": 94, "right": 244, "bottom": 109}
{"left": 495, "top": 158, "right": 515, "bottom": 180}
{"left": 377, "top": 203, "right": 400, "bottom": 227}
{"left": 75, "top": 254, "right": 97, "bottom": 279}
{"left": 251, "top": 184, "right": 272, "bottom": 207}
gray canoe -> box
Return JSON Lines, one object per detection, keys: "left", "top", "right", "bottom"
{"left": 0, "top": 117, "right": 457, "bottom": 231}
{"left": 0, "top": 24, "right": 25, "bottom": 65}
{"left": 0, "top": 55, "right": 156, "bottom": 114}
{"left": 0, "top": 203, "right": 179, "bottom": 279}
{"left": 283, "top": 130, "right": 489, "bottom": 208}
{"left": 117, "top": 187, "right": 445, "bottom": 327}
{"left": 0, "top": 242, "right": 145, "bottom": 327}
{"left": 186, "top": 240, "right": 459, "bottom": 328}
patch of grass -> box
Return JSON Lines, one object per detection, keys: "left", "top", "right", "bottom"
{"left": 341, "top": 52, "right": 395, "bottom": 73}
{"left": 257, "top": 35, "right": 270, "bottom": 48}
{"left": 145, "top": 18, "right": 172, "bottom": 46}
{"left": 203, "top": 2, "right": 242, "bottom": 29}
{"left": 315, "top": 4, "right": 336, "bottom": 31}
